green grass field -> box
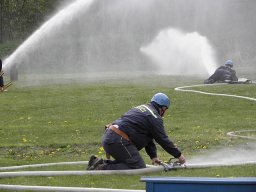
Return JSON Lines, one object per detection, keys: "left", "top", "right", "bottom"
{"left": 0, "top": 75, "right": 256, "bottom": 190}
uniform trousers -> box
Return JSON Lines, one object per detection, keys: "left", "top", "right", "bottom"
{"left": 102, "top": 129, "right": 146, "bottom": 170}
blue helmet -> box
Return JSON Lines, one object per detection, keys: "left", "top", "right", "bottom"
{"left": 151, "top": 93, "right": 170, "bottom": 108}
{"left": 225, "top": 60, "right": 233, "bottom": 67}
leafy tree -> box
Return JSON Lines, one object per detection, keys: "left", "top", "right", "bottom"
{"left": 0, "top": 0, "right": 60, "bottom": 43}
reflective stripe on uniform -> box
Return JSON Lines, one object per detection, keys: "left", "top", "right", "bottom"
{"left": 142, "top": 105, "right": 157, "bottom": 118}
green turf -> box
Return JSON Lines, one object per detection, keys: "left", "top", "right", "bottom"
{"left": 0, "top": 76, "right": 255, "bottom": 189}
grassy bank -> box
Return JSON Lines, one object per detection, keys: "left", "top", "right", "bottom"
{"left": 0, "top": 76, "right": 255, "bottom": 189}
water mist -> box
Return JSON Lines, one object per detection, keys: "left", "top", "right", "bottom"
{"left": 141, "top": 28, "right": 217, "bottom": 76}
{"left": 3, "top": 0, "right": 220, "bottom": 84}
{"left": 3, "top": 0, "right": 95, "bottom": 73}
{"left": 188, "top": 142, "right": 256, "bottom": 167}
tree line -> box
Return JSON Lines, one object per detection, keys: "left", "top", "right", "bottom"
{"left": 0, "top": 0, "right": 61, "bottom": 43}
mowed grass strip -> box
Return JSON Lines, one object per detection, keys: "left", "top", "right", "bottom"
{"left": 0, "top": 79, "right": 255, "bottom": 189}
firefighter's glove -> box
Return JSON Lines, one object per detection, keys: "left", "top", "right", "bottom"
{"left": 151, "top": 157, "right": 162, "bottom": 165}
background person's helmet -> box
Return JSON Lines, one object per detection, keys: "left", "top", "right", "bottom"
{"left": 151, "top": 93, "right": 170, "bottom": 108}
{"left": 225, "top": 60, "right": 233, "bottom": 67}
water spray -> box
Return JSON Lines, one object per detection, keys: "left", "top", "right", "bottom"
{"left": 140, "top": 28, "right": 217, "bottom": 76}
{"left": 3, "top": 0, "right": 95, "bottom": 72}
{"left": 227, "top": 130, "right": 256, "bottom": 140}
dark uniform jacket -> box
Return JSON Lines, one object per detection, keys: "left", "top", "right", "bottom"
{"left": 204, "top": 66, "right": 238, "bottom": 84}
{"left": 112, "top": 102, "right": 181, "bottom": 159}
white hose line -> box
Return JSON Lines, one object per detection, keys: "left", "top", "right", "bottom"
{"left": 173, "top": 83, "right": 256, "bottom": 170}
{"left": 0, "top": 163, "right": 158, "bottom": 192}
{"left": 175, "top": 83, "right": 256, "bottom": 140}
{"left": 0, "top": 161, "right": 163, "bottom": 172}
{"left": 1, "top": 162, "right": 256, "bottom": 192}
{"left": 0, "top": 185, "right": 145, "bottom": 192}
{"left": 0, "top": 161, "right": 88, "bottom": 171}
{"left": 175, "top": 83, "right": 256, "bottom": 102}
{"left": 0, "top": 163, "right": 159, "bottom": 191}
{"left": 0, "top": 166, "right": 164, "bottom": 178}
{"left": 1, "top": 161, "right": 256, "bottom": 178}
{"left": 2, "top": 162, "right": 256, "bottom": 175}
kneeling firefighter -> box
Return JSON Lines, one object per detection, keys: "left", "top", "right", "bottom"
{"left": 204, "top": 60, "right": 238, "bottom": 84}
{"left": 87, "top": 93, "right": 186, "bottom": 170}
